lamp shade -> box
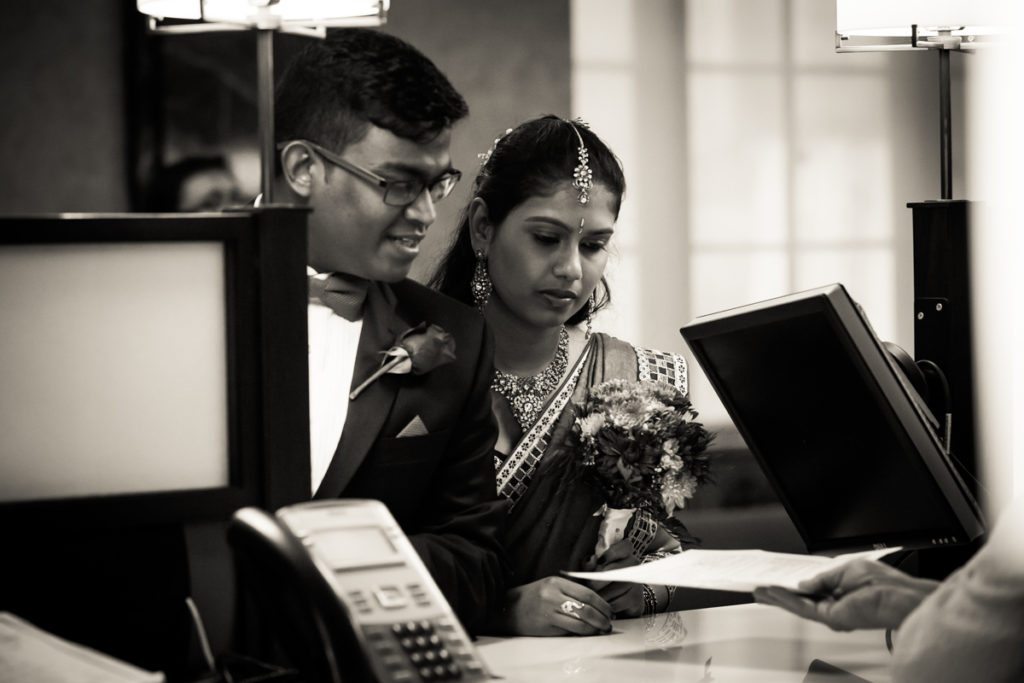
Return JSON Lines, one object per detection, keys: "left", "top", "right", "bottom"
{"left": 836, "top": 0, "right": 1005, "bottom": 51}
{"left": 137, "top": 0, "right": 388, "bottom": 29}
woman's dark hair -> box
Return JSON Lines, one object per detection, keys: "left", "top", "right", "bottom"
{"left": 430, "top": 115, "right": 625, "bottom": 326}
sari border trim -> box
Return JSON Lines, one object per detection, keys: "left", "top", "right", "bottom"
{"left": 495, "top": 343, "right": 592, "bottom": 508}
{"left": 634, "top": 346, "right": 689, "bottom": 395}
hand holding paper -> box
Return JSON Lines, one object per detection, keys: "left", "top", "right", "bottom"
{"left": 753, "top": 558, "right": 940, "bottom": 631}
{"left": 565, "top": 547, "right": 903, "bottom": 594}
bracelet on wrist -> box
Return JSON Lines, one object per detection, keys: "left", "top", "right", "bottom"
{"left": 642, "top": 583, "right": 658, "bottom": 615}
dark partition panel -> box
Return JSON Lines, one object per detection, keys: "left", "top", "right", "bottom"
{"left": 0, "top": 208, "right": 309, "bottom": 675}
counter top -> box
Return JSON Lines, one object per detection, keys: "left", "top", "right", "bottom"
{"left": 476, "top": 603, "right": 891, "bottom": 682}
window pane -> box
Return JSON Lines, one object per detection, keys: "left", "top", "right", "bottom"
{"left": 688, "top": 73, "right": 787, "bottom": 246}
{"left": 690, "top": 249, "right": 790, "bottom": 317}
{"left": 793, "top": 74, "right": 893, "bottom": 244}
{"left": 572, "top": 0, "right": 634, "bottom": 65}
{"left": 685, "top": 0, "right": 785, "bottom": 66}
{"left": 794, "top": 246, "right": 898, "bottom": 341}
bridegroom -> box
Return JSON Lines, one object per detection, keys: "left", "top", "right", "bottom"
{"left": 272, "top": 28, "right": 506, "bottom": 631}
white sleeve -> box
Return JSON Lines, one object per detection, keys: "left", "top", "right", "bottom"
{"left": 891, "top": 497, "right": 1024, "bottom": 682}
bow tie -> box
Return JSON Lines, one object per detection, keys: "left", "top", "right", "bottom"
{"left": 309, "top": 272, "right": 369, "bottom": 322}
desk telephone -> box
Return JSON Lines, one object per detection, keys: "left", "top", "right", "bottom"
{"left": 228, "top": 500, "right": 490, "bottom": 683}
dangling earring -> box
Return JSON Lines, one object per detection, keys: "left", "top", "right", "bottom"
{"left": 471, "top": 250, "right": 492, "bottom": 312}
{"left": 585, "top": 293, "right": 596, "bottom": 340}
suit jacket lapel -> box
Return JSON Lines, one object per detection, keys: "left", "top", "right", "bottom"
{"left": 313, "top": 281, "right": 405, "bottom": 499}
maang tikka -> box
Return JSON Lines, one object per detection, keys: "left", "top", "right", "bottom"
{"left": 569, "top": 119, "right": 593, "bottom": 205}
{"left": 477, "top": 128, "right": 514, "bottom": 168}
{"left": 471, "top": 249, "right": 492, "bottom": 311}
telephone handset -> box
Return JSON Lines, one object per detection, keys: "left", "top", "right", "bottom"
{"left": 228, "top": 500, "right": 491, "bottom": 683}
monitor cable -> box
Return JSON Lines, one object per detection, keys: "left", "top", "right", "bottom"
{"left": 915, "top": 359, "right": 952, "bottom": 454}
{"left": 915, "top": 358, "right": 989, "bottom": 501}
{"left": 185, "top": 596, "right": 235, "bottom": 683}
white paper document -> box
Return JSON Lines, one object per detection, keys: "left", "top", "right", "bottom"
{"left": 566, "top": 547, "right": 903, "bottom": 593}
{"left": 0, "top": 612, "right": 165, "bottom": 683}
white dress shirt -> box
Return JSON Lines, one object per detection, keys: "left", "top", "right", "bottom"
{"left": 307, "top": 267, "right": 363, "bottom": 494}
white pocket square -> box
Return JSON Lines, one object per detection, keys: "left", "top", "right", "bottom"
{"left": 396, "top": 415, "right": 429, "bottom": 438}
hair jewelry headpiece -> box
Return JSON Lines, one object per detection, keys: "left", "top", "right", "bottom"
{"left": 477, "top": 128, "right": 513, "bottom": 168}
{"left": 568, "top": 118, "right": 593, "bottom": 205}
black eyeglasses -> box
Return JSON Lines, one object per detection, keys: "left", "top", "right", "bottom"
{"left": 292, "top": 139, "right": 461, "bottom": 207}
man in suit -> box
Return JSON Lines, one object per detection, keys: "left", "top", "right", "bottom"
{"left": 272, "top": 28, "right": 506, "bottom": 632}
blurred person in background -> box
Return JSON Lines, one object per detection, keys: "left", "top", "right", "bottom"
{"left": 145, "top": 156, "right": 242, "bottom": 212}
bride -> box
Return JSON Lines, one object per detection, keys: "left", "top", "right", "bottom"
{"left": 431, "top": 115, "right": 700, "bottom": 636}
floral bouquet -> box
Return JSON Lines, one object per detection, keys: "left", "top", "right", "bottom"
{"left": 571, "top": 379, "right": 714, "bottom": 558}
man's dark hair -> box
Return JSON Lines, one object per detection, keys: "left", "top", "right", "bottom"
{"left": 275, "top": 28, "right": 468, "bottom": 157}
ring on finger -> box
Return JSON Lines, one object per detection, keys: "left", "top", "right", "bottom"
{"left": 559, "top": 599, "right": 585, "bottom": 619}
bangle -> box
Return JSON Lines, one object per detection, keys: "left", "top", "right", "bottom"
{"left": 641, "top": 584, "right": 658, "bottom": 615}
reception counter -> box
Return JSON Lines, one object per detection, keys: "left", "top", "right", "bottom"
{"left": 476, "top": 603, "right": 892, "bottom": 682}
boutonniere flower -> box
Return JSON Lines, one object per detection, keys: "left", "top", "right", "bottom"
{"left": 349, "top": 322, "right": 457, "bottom": 400}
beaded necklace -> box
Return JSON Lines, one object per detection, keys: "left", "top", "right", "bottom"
{"left": 491, "top": 326, "right": 570, "bottom": 429}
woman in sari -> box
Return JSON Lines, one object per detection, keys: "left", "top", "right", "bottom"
{"left": 431, "top": 115, "right": 698, "bottom": 636}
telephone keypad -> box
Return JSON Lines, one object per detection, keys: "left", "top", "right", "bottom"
{"left": 391, "top": 619, "right": 464, "bottom": 680}
{"left": 366, "top": 619, "right": 480, "bottom": 681}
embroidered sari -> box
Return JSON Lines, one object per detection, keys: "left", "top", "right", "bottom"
{"left": 494, "top": 333, "right": 694, "bottom": 586}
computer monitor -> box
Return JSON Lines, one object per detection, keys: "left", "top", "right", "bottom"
{"left": 0, "top": 211, "right": 310, "bottom": 530}
{"left": 681, "top": 283, "right": 985, "bottom": 553}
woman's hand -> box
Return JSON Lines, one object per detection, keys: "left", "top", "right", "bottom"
{"left": 584, "top": 539, "right": 645, "bottom": 618}
{"left": 498, "top": 577, "right": 613, "bottom": 636}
